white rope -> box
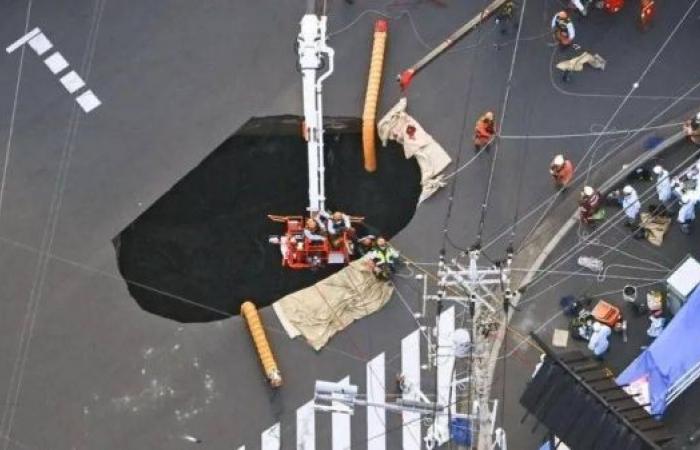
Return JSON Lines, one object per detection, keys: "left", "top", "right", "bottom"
{"left": 499, "top": 122, "right": 682, "bottom": 140}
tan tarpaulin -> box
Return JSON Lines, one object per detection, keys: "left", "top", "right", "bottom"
{"left": 273, "top": 259, "right": 394, "bottom": 351}
{"left": 556, "top": 52, "right": 606, "bottom": 72}
{"left": 639, "top": 212, "right": 671, "bottom": 246}
{"left": 377, "top": 98, "right": 452, "bottom": 203}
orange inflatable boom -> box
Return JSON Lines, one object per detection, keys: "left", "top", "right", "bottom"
{"left": 241, "top": 301, "right": 283, "bottom": 387}
{"left": 362, "top": 20, "right": 388, "bottom": 173}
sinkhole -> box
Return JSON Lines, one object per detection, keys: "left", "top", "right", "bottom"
{"left": 114, "top": 116, "right": 421, "bottom": 322}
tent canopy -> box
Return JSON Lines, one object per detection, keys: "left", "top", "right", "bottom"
{"left": 617, "top": 286, "right": 700, "bottom": 415}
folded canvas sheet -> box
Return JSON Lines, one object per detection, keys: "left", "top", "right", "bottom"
{"left": 273, "top": 259, "right": 394, "bottom": 350}
{"left": 377, "top": 98, "right": 452, "bottom": 203}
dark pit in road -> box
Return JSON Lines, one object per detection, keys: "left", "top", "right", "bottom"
{"left": 114, "top": 116, "right": 421, "bottom": 322}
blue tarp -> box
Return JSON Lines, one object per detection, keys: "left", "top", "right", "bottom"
{"left": 617, "top": 287, "right": 700, "bottom": 415}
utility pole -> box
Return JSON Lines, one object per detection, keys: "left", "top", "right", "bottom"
{"left": 413, "top": 247, "right": 513, "bottom": 449}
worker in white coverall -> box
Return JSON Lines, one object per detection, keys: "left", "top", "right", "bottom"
{"left": 678, "top": 195, "right": 697, "bottom": 234}
{"left": 588, "top": 322, "right": 611, "bottom": 360}
{"left": 621, "top": 185, "right": 641, "bottom": 227}
{"left": 652, "top": 165, "right": 673, "bottom": 208}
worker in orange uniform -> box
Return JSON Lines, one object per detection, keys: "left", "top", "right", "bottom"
{"left": 640, "top": 0, "right": 655, "bottom": 29}
{"left": 550, "top": 154, "right": 575, "bottom": 189}
{"left": 474, "top": 111, "right": 496, "bottom": 150}
{"left": 551, "top": 11, "right": 575, "bottom": 47}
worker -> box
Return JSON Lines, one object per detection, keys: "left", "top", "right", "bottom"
{"left": 324, "top": 211, "right": 354, "bottom": 249}
{"left": 683, "top": 112, "right": 700, "bottom": 145}
{"left": 579, "top": 186, "right": 603, "bottom": 224}
{"left": 652, "top": 165, "right": 673, "bottom": 210}
{"left": 303, "top": 217, "right": 326, "bottom": 242}
{"left": 551, "top": 11, "right": 575, "bottom": 47}
{"left": 677, "top": 195, "right": 696, "bottom": 234}
{"left": 495, "top": 0, "right": 518, "bottom": 34}
{"left": 474, "top": 111, "right": 496, "bottom": 151}
{"left": 368, "top": 237, "right": 400, "bottom": 280}
{"left": 549, "top": 154, "right": 575, "bottom": 188}
{"left": 621, "top": 185, "right": 641, "bottom": 227}
{"left": 355, "top": 234, "right": 376, "bottom": 257}
{"left": 587, "top": 322, "right": 611, "bottom": 360}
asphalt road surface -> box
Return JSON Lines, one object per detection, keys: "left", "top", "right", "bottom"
{"left": 0, "top": 0, "right": 699, "bottom": 449}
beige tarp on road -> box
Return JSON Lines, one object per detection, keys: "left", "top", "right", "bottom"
{"left": 273, "top": 259, "right": 394, "bottom": 351}
{"left": 639, "top": 212, "right": 671, "bottom": 246}
{"left": 377, "top": 98, "right": 452, "bottom": 203}
{"left": 556, "top": 51, "right": 607, "bottom": 72}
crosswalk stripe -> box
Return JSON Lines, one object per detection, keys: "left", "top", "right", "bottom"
{"left": 261, "top": 422, "right": 281, "bottom": 450}
{"left": 297, "top": 400, "right": 316, "bottom": 450}
{"left": 401, "top": 329, "right": 422, "bottom": 450}
{"left": 332, "top": 376, "right": 351, "bottom": 450}
{"left": 43, "top": 52, "right": 69, "bottom": 74}
{"left": 435, "top": 306, "right": 456, "bottom": 440}
{"left": 27, "top": 33, "right": 53, "bottom": 56}
{"left": 367, "top": 352, "right": 386, "bottom": 450}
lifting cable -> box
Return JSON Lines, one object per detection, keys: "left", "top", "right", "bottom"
{"left": 474, "top": 0, "right": 528, "bottom": 250}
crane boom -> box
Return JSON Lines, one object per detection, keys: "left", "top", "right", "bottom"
{"left": 297, "top": 13, "right": 334, "bottom": 214}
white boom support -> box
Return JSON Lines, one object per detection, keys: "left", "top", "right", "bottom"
{"left": 297, "top": 14, "right": 334, "bottom": 214}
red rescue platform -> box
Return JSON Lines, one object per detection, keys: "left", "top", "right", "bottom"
{"left": 268, "top": 215, "right": 352, "bottom": 270}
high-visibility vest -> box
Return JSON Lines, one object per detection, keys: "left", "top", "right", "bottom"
{"left": 371, "top": 246, "right": 398, "bottom": 264}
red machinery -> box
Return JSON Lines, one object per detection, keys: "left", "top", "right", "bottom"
{"left": 603, "top": 0, "right": 656, "bottom": 29}
{"left": 268, "top": 215, "right": 353, "bottom": 270}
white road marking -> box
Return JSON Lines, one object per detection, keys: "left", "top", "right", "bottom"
{"left": 7, "top": 28, "right": 102, "bottom": 113}
{"left": 367, "top": 353, "right": 386, "bottom": 450}
{"left": 435, "top": 306, "right": 456, "bottom": 441}
{"left": 59, "top": 71, "right": 85, "bottom": 93}
{"left": 27, "top": 33, "right": 52, "bottom": 55}
{"left": 401, "top": 329, "right": 422, "bottom": 450}
{"left": 43, "top": 52, "right": 69, "bottom": 74}
{"left": 332, "top": 376, "right": 351, "bottom": 450}
{"left": 296, "top": 400, "right": 316, "bottom": 450}
{"left": 5, "top": 27, "right": 40, "bottom": 53}
{"left": 75, "top": 90, "right": 101, "bottom": 113}
{"left": 261, "top": 422, "right": 281, "bottom": 450}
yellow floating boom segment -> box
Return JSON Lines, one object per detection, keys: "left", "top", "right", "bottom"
{"left": 241, "top": 301, "right": 283, "bottom": 388}
{"left": 362, "top": 20, "right": 388, "bottom": 173}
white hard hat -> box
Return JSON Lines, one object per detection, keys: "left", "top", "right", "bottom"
{"left": 552, "top": 154, "right": 565, "bottom": 166}
{"left": 592, "top": 321, "right": 601, "bottom": 331}
{"left": 652, "top": 165, "right": 663, "bottom": 175}
{"left": 622, "top": 185, "right": 634, "bottom": 195}
{"left": 696, "top": 111, "right": 700, "bottom": 121}
{"left": 582, "top": 186, "right": 594, "bottom": 197}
